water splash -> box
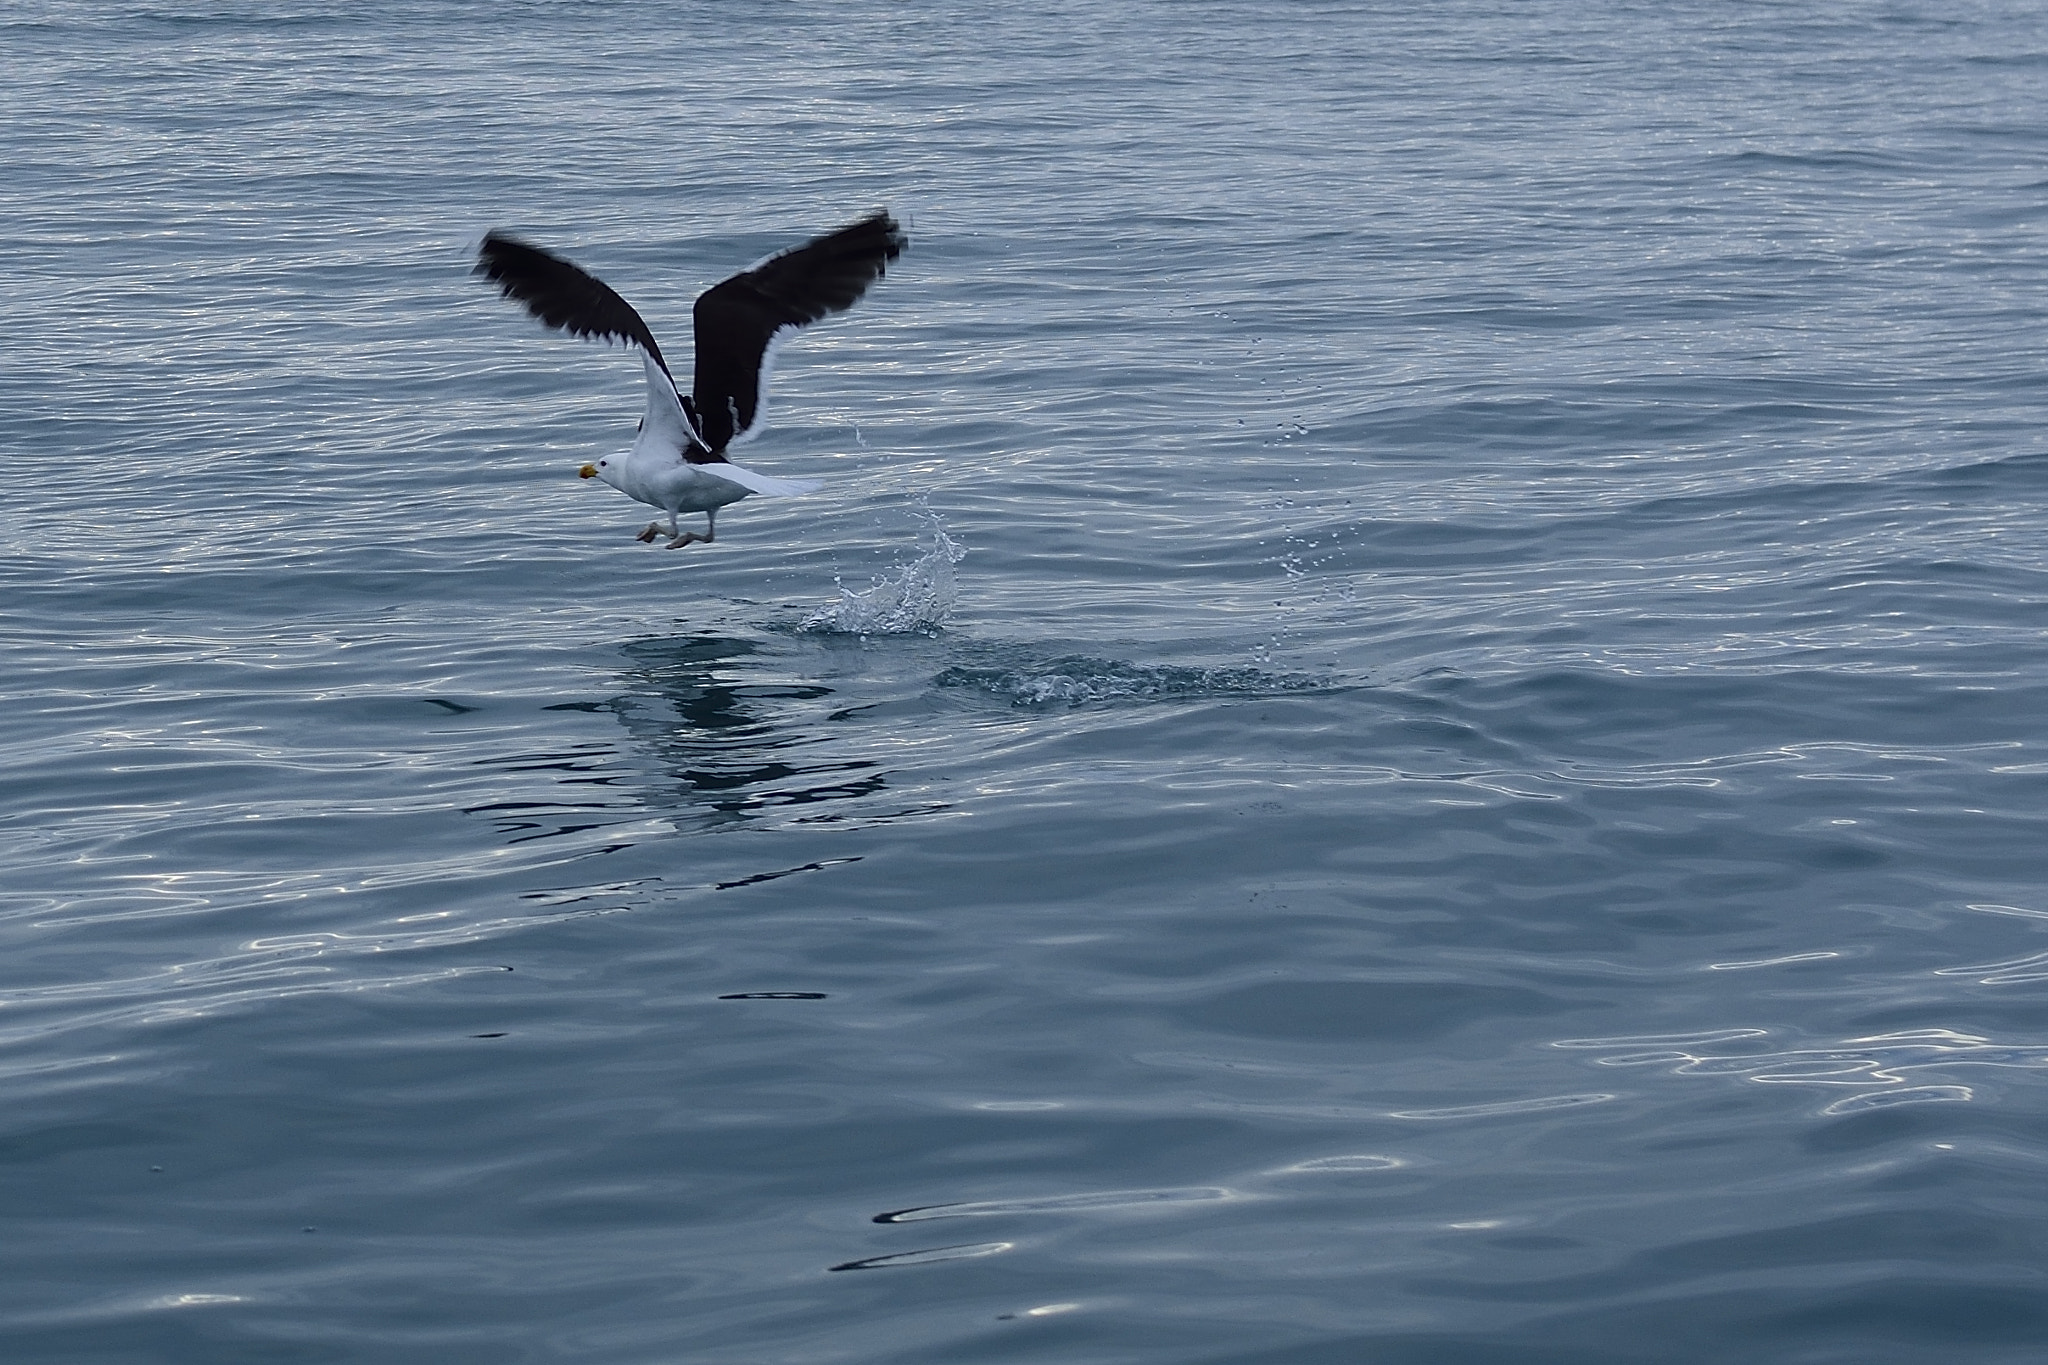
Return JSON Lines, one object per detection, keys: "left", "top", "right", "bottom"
{"left": 802, "top": 518, "right": 966, "bottom": 637}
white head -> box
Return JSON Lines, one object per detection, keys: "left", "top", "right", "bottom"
{"left": 577, "top": 453, "right": 629, "bottom": 491}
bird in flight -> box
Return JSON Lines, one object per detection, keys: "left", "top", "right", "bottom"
{"left": 475, "top": 210, "right": 906, "bottom": 547}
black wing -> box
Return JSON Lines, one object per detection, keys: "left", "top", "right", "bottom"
{"left": 474, "top": 232, "right": 675, "bottom": 381}
{"left": 689, "top": 210, "right": 907, "bottom": 454}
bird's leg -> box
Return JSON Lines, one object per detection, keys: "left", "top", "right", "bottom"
{"left": 639, "top": 513, "right": 681, "bottom": 544}
{"left": 666, "top": 509, "right": 716, "bottom": 551}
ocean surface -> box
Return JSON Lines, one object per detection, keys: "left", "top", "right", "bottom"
{"left": 6, "top": 1, "right": 2048, "bottom": 1360}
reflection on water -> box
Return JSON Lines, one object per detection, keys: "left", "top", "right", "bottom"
{"left": 465, "top": 734, "right": 640, "bottom": 847}
{"left": 467, "top": 633, "right": 939, "bottom": 850}
{"left": 612, "top": 633, "right": 889, "bottom": 825}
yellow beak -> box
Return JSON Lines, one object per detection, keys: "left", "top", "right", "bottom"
{"left": 578, "top": 464, "right": 598, "bottom": 479}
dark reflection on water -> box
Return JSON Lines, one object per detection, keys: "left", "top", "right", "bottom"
{"left": 715, "top": 857, "right": 864, "bottom": 890}
{"left": 465, "top": 633, "right": 924, "bottom": 850}
{"left": 464, "top": 737, "right": 639, "bottom": 846}
{"left": 612, "top": 633, "right": 890, "bottom": 824}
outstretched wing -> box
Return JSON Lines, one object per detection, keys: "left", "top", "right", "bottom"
{"left": 474, "top": 232, "right": 677, "bottom": 383}
{"left": 690, "top": 210, "right": 906, "bottom": 454}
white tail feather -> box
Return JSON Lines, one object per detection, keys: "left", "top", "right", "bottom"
{"left": 699, "top": 461, "right": 823, "bottom": 498}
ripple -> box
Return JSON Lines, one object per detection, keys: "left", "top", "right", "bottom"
{"left": 1273, "top": 1154, "right": 1407, "bottom": 1174}
{"left": 1566, "top": 1029, "right": 2048, "bottom": 1113}
{"left": 827, "top": 1242, "right": 1012, "bottom": 1272}
{"left": 933, "top": 655, "right": 1338, "bottom": 707}
{"left": 875, "top": 1187, "right": 1238, "bottom": 1223}
{"left": 1823, "top": 1085, "right": 1974, "bottom": 1115}
{"left": 1389, "top": 1094, "right": 1617, "bottom": 1121}
{"left": 1936, "top": 951, "right": 2048, "bottom": 985}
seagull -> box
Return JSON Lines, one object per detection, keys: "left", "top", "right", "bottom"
{"left": 475, "top": 210, "right": 906, "bottom": 548}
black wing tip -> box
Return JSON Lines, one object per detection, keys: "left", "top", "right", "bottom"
{"left": 477, "top": 214, "right": 906, "bottom": 283}
{"left": 800, "top": 209, "right": 908, "bottom": 267}
{"left": 472, "top": 230, "right": 544, "bottom": 287}
{"left": 802, "top": 208, "right": 908, "bottom": 288}
{"left": 474, "top": 229, "right": 519, "bottom": 264}
{"left": 854, "top": 208, "right": 909, "bottom": 263}
{"left": 470, "top": 231, "right": 673, "bottom": 374}
{"left": 869, "top": 206, "right": 908, "bottom": 244}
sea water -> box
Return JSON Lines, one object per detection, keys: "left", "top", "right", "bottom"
{"left": 5, "top": 1, "right": 2048, "bottom": 1360}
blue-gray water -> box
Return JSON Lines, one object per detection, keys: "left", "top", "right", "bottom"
{"left": 7, "top": 1, "right": 2048, "bottom": 1360}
